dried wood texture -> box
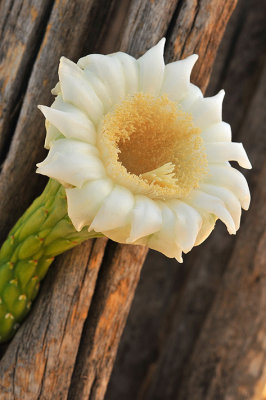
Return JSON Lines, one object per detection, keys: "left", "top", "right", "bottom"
{"left": 106, "top": 1, "right": 266, "bottom": 399}
{"left": 0, "top": 238, "right": 107, "bottom": 399}
{"left": 0, "top": 0, "right": 239, "bottom": 399}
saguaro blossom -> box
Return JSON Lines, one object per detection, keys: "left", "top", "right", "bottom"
{"left": 0, "top": 39, "right": 251, "bottom": 342}
{"left": 38, "top": 38, "right": 251, "bottom": 261}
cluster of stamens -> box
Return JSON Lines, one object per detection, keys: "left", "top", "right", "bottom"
{"left": 98, "top": 92, "right": 207, "bottom": 200}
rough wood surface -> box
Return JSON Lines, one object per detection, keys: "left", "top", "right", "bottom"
{"left": 0, "top": 0, "right": 54, "bottom": 157}
{"left": 0, "top": 0, "right": 244, "bottom": 399}
{"left": 0, "top": 238, "right": 107, "bottom": 399}
{"left": 106, "top": 1, "right": 266, "bottom": 399}
{"left": 68, "top": 243, "right": 148, "bottom": 400}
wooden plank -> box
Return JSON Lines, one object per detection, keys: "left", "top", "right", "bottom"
{"left": 174, "top": 59, "right": 266, "bottom": 400}
{"left": 68, "top": 243, "right": 148, "bottom": 400}
{"left": 106, "top": 1, "right": 266, "bottom": 399}
{"left": 164, "top": 0, "right": 238, "bottom": 91}
{"left": 0, "top": 0, "right": 54, "bottom": 157}
{"left": 0, "top": 238, "right": 107, "bottom": 400}
{"left": 119, "top": 0, "right": 178, "bottom": 55}
{"left": 177, "top": 164, "right": 266, "bottom": 400}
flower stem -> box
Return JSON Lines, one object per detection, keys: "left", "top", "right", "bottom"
{"left": 0, "top": 179, "right": 100, "bottom": 342}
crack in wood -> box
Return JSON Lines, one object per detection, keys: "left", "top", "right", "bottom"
{"left": 0, "top": 0, "right": 55, "bottom": 165}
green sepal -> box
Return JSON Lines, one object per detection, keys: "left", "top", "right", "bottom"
{"left": 0, "top": 237, "right": 16, "bottom": 262}
{"left": 43, "top": 238, "right": 80, "bottom": 256}
{"left": 0, "top": 263, "right": 14, "bottom": 292}
{"left": 25, "top": 276, "right": 40, "bottom": 300}
{"left": 0, "top": 313, "right": 15, "bottom": 341}
{"left": 18, "top": 207, "right": 48, "bottom": 241}
{"left": 12, "top": 295, "right": 28, "bottom": 320}
{"left": 2, "top": 281, "right": 20, "bottom": 312}
{"left": 0, "top": 179, "right": 102, "bottom": 342}
{"left": 36, "top": 257, "right": 54, "bottom": 280}
{"left": 0, "top": 303, "right": 7, "bottom": 321}
{"left": 18, "top": 235, "right": 43, "bottom": 260}
{"left": 44, "top": 219, "right": 76, "bottom": 246}
{"left": 14, "top": 260, "right": 37, "bottom": 289}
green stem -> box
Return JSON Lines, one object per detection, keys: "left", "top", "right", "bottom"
{"left": 0, "top": 179, "right": 100, "bottom": 342}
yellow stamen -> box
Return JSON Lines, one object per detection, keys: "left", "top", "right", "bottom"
{"left": 98, "top": 93, "right": 207, "bottom": 199}
{"left": 141, "top": 162, "right": 178, "bottom": 185}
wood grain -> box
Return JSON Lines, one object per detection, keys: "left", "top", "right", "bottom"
{"left": 106, "top": 1, "right": 266, "bottom": 399}
{"left": 69, "top": 243, "right": 148, "bottom": 400}
{"left": 0, "top": 0, "right": 246, "bottom": 399}
{"left": 0, "top": 238, "right": 107, "bottom": 399}
{"left": 0, "top": 0, "right": 54, "bottom": 157}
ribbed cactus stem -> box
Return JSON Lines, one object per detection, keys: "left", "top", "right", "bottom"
{"left": 0, "top": 179, "right": 100, "bottom": 342}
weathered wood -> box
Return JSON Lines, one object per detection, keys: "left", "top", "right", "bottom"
{"left": 106, "top": 1, "right": 266, "bottom": 399}
{"left": 119, "top": 0, "right": 178, "bottom": 55}
{"left": 165, "top": 0, "right": 238, "bottom": 92}
{"left": 0, "top": 0, "right": 244, "bottom": 398}
{"left": 0, "top": 238, "right": 107, "bottom": 400}
{"left": 177, "top": 163, "right": 266, "bottom": 400}
{"left": 0, "top": 0, "right": 54, "bottom": 158}
{"left": 68, "top": 243, "right": 148, "bottom": 400}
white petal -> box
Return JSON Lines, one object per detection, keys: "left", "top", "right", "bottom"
{"left": 36, "top": 139, "right": 105, "bottom": 187}
{"left": 180, "top": 83, "right": 203, "bottom": 110}
{"left": 44, "top": 123, "right": 62, "bottom": 149}
{"left": 133, "top": 236, "right": 149, "bottom": 246}
{"left": 160, "top": 54, "right": 198, "bottom": 102}
{"left": 189, "top": 190, "right": 236, "bottom": 234}
{"left": 148, "top": 204, "right": 183, "bottom": 261}
{"left": 66, "top": 178, "right": 114, "bottom": 231}
{"left": 38, "top": 104, "right": 96, "bottom": 145}
{"left": 127, "top": 196, "right": 162, "bottom": 243}
{"left": 51, "top": 82, "right": 60, "bottom": 95}
{"left": 43, "top": 96, "right": 65, "bottom": 148}
{"left": 201, "top": 122, "right": 232, "bottom": 142}
{"left": 78, "top": 54, "right": 125, "bottom": 104}
{"left": 137, "top": 38, "right": 165, "bottom": 95}
{"left": 82, "top": 69, "right": 113, "bottom": 112}
{"left": 190, "top": 90, "right": 224, "bottom": 130}
{"left": 90, "top": 185, "right": 135, "bottom": 232}
{"left": 109, "top": 52, "right": 139, "bottom": 96}
{"left": 40, "top": 138, "right": 99, "bottom": 158}
{"left": 195, "top": 213, "right": 217, "bottom": 246}
{"left": 206, "top": 142, "right": 252, "bottom": 169}
{"left": 168, "top": 200, "right": 202, "bottom": 253}
{"left": 101, "top": 226, "right": 131, "bottom": 244}
{"left": 200, "top": 184, "right": 242, "bottom": 230}
{"left": 206, "top": 165, "right": 251, "bottom": 210}
{"left": 59, "top": 57, "right": 103, "bottom": 125}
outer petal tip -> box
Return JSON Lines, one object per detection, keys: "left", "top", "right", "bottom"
{"left": 175, "top": 253, "right": 183, "bottom": 263}
{"left": 59, "top": 56, "right": 67, "bottom": 64}
{"left": 186, "top": 53, "right": 199, "bottom": 66}
{"left": 219, "top": 89, "right": 225, "bottom": 98}
{"left": 38, "top": 104, "right": 49, "bottom": 117}
{"left": 158, "top": 37, "right": 166, "bottom": 48}
{"left": 239, "top": 143, "right": 252, "bottom": 169}
{"left": 243, "top": 193, "right": 251, "bottom": 211}
{"left": 58, "top": 56, "right": 68, "bottom": 72}
{"left": 138, "top": 38, "right": 166, "bottom": 95}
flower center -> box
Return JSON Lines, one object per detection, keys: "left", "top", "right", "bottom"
{"left": 98, "top": 93, "right": 207, "bottom": 199}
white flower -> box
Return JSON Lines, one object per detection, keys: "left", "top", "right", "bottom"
{"left": 37, "top": 39, "right": 251, "bottom": 262}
